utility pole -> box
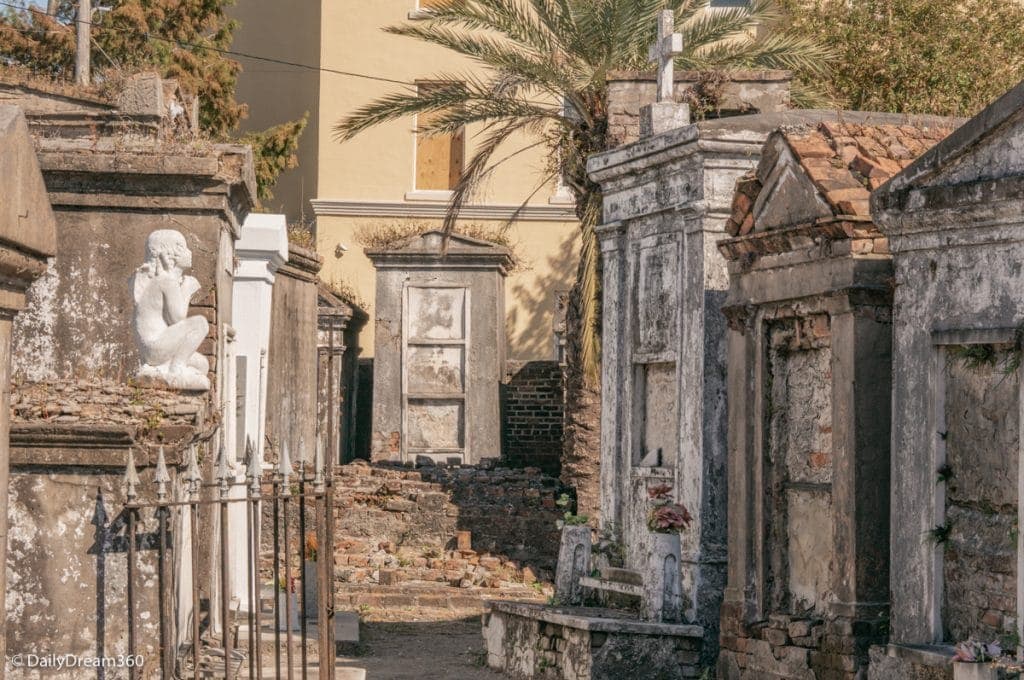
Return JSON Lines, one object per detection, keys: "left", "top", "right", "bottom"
{"left": 75, "top": 0, "right": 90, "bottom": 86}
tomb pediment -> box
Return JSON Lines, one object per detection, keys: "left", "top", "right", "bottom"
{"left": 366, "top": 230, "right": 514, "bottom": 273}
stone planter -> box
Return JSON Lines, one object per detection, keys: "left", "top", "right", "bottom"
{"left": 643, "top": 531, "right": 683, "bottom": 622}
{"left": 276, "top": 591, "right": 299, "bottom": 631}
{"left": 302, "top": 561, "right": 318, "bottom": 620}
{"left": 554, "top": 525, "right": 592, "bottom": 605}
{"left": 953, "top": 663, "right": 1005, "bottom": 680}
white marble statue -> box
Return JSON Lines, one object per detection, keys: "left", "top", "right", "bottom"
{"left": 131, "top": 229, "right": 210, "bottom": 390}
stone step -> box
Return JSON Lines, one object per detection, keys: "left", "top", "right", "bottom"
{"left": 600, "top": 567, "right": 643, "bottom": 586}
{"left": 237, "top": 610, "right": 360, "bottom": 644}
{"left": 579, "top": 576, "right": 643, "bottom": 597}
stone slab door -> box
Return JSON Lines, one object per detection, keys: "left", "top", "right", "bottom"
{"left": 403, "top": 284, "right": 470, "bottom": 463}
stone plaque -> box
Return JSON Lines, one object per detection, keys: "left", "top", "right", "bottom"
{"left": 407, "top": 399, "right": 464, "bottom": 450}
{"left": 408, "top": 287, "right": 466, "bottom": 340}
{"left": 236, "top": 355, "right": 247, "bottom": 459}
{"left": 787, "top": 489, "right": 834, "bottom": 613}
{"left": 638, "top": 362, "right": 678, "bottom": 467}
{"left": 407, "top": 346, "right": 464, "bottom": 394}
{"left": 636, "top": 243, "right": 678, "bottom": 355}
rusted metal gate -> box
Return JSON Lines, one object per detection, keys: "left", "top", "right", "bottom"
{"left": 120, "top": 436, "right": 337, "bottom": 680}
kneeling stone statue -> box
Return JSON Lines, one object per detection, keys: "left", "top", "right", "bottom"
{"left": 131, "top": 229, "right": 210, "bottom": 391}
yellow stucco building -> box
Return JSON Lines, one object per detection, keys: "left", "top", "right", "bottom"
{"left": 231, "top": 0, "right": 579, "bottom": 361}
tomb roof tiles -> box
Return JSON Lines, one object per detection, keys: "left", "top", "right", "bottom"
{"left": 725, "top": 120, "right": 956, "bottom": 238}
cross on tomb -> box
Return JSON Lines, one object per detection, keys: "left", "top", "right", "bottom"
{"left": 648, "top": 10, "right": 684, "bottom": 103}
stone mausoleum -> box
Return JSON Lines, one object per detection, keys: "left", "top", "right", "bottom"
{"left": 716, "top": 116, "right": 954, "bottom": 679}
{"left": 869, "top": 78, "right": 1024, "bottom": 680}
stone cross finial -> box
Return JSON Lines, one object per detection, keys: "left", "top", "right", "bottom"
{"left": 648, "top": 10, "right": 683, "bottom": 103}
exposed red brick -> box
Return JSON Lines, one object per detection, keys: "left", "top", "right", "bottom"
{"left": 836, "top": 199, "right": 871, "bottom": 217}
{"left": 809, "top": 452, "right": 831, "bottom": 469}
{"left": 739, "top": 211, "right": 755, "bottom": 236}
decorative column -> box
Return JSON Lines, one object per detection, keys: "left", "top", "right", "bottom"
{"left": 0, "top": 107, "right": 57, "bottom": 676}
{"left": 230, "top": 213, "right": 287, "bottom": 605}
{"left": 595, "top": 221, "right": 628, "bottom": 531}
{"left": 317, "top": 286, "right": 356, "bottom": 465}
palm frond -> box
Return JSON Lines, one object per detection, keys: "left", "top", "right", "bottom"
{"left": 678, "top": 4, "right": 768, "bottom": 63}
{"left": 386, "top": 22, "right": 581, "bottom": 94}
{"left": 420, "top": 0, "right": 559, "bottom": 57}
{"left": 333, "top": 76, "right": 557, "bottom": 141}
{"left": 440, "top": 116, "right": 547, "bottom": 236}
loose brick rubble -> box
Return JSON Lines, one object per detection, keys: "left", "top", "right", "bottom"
{"left": 266, "top": 460, "right": 564, "bottom": 618}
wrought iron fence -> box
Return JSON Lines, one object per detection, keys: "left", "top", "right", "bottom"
{"left": 121, "top": 435, "right": 337, "bottom": 680}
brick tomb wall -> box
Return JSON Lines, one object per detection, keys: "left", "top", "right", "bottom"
{"left": 501, "top": 360, "right": 564, "bottom": 475}
{"left": 942, "top": 350, "right": 1019, "bottom": 643}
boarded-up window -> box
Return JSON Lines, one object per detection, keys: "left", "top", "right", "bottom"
{"left": 416, "top": 82, "right": 465, "bottom": 191}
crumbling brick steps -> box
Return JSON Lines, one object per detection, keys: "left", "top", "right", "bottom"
{"left": 327, "top": 460, "right": 563, "bottom": 585}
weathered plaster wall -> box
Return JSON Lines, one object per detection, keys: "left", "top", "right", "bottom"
{"left": 6, "top": 467, "right": 172, "bottom": 678}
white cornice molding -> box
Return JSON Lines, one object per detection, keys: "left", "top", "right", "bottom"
{"left": 310, "top": 198, "right": 578, "bottom": 222}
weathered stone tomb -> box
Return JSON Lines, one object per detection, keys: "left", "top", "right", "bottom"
{"left": 716, "top": 116, "right": 954, "bottom": 679}
{"left": 0, "top": 104, "right": 57, "bottom": 669}
{"left": 3, "top": 74, "right": 256, "bottom": 676}
{"left": 868, "top": 79, "right": 1024, "bottom": 679}
{"left": 586, "top": 109, "right": 865, "bottom": 661}
{"left": 367, "top": 231, "right": 512, "bottom": 465}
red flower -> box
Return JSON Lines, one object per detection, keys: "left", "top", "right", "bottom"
{"left": 647, "top": 484, "right": 674, "bottom": 500}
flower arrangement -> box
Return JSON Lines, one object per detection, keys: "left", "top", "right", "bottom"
{"left": 305, "top": 532, "right": 318, "bottom": 561}
{"left": 647, "top": 484, "right": 692, "bottom": 533}
{"left": 952, "top": 639, "right": 1002, "bottom": 663}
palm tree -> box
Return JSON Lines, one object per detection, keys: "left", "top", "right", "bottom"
{"left": 335, "top": 0, "right": 832, "bottom": 515}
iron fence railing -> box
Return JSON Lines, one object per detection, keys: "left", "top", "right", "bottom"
{"left": 121, "top": 436, "right": 337, "bottom": 680}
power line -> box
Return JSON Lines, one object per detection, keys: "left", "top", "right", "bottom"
{"left": 0, "top": 0, "right": 413, "bottom": 86}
